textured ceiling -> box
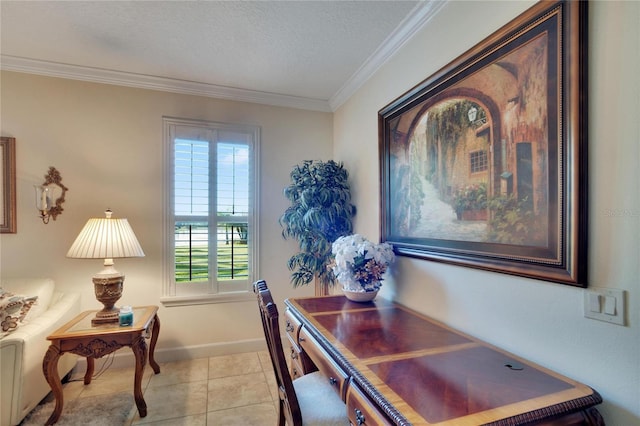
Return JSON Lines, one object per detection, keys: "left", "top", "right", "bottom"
{"left": 1, "top": 1, "right": 428, "bottom": 110}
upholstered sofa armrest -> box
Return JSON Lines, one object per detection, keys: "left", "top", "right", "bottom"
{"left": 0, "top": 291, "right": 81, "bottom": 425}
{"left": 22, "top": 291, "right": 81, "bottom": 330}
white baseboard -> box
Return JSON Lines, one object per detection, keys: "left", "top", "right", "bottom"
{"left": 73, "top": 338, "right": 267, "bottom": 372}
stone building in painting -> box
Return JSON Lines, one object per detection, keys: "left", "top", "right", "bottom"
{"left": 388, "top": 32, "right": 551, "bottom": 246}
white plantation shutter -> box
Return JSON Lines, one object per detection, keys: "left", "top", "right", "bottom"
{"left": 163, "top": 118, "right": 259, "bottom": 304}
{"left": 174, "top": 139, "right": 209, "bottom": 283}
{"left": 175, "top": 140, "right": 209, "bottom": 216}
{"left": 216, "top": 139, "right": 250, "bottom": 280}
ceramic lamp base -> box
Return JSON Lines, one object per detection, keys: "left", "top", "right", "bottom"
{"left": 92, "top": 275, "right": 124, "bottom": 325}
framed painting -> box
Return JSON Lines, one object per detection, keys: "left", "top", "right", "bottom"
{"left": 1, "top": 137, "right": 17, "bottom": 233}
{"left": 379, "top": 1, "right": 587, "bottom": 286}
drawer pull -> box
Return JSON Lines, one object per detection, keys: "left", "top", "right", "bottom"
{"left": 290, "top": 349, "right": 298, "bottom": 360}
{"left": 355, "top": 408, "right": 366, "bottom": 425}
{"left": 299, "top": 336, "right": 306, "bottom": 342}
{"left": 286, "top": 321, "right": 294, "bottom": 333}
{"left": 328, "top": 377, "right": 337, "bottom": 386}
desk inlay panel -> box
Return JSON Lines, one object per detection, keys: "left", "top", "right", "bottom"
{"left": 368, "top": 346, "right": 574, "bottom": 423}
{"left": 314, "top": 307, "right": 471, "bottom": 358}
{"left": 295, "top": 296, "right": 393, "bottom": 314}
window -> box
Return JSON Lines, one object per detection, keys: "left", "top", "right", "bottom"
{"left": 162, "top": 117, "right": 259, "bottom": 305}
{"left": 470, "top": 150, "right": 488, "bottom": 173}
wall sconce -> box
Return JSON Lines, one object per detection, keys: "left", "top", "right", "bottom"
{"left": 34, "top": 167, "right": 68, "bottom": 224}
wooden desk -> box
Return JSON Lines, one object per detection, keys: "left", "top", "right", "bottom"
{"left": 43, "top": 305, "right": 161, "bottom": 425}
{"left": 285, "top": 296, "right": 603, "bottom": 426}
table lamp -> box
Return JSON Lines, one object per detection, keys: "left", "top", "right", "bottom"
{"left": 67, "top": 209, "right": 145, "bottom": 325}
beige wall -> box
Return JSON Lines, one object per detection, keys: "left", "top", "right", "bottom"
{"left": 2, "top": 1, "right": 638, "bottom": 424}
{"left": 334, "top": 1, "right": 639, "bottom": 425}
{"left": 0, "top": 71, "right": 329, "bottom": 355}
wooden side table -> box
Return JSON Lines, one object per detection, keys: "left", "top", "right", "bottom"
{"left": 42, "top": 305, "right": 161, "bottom": 425}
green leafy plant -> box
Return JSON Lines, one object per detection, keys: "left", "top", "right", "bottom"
{"left": 452, "top": 182, "right": 488, "bottom": 212}
{"left": 487, "top": 194, "right": 539, "bottom": 245}
{"left": 279, "top": 160, "right": 356, "bottom": 292}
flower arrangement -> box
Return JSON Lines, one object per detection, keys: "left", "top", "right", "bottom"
{"left": 331, "top": 234, "right": 395, "bottom": 292}
{"left": 452, "top": 182, "right": 488, "bottom": 211}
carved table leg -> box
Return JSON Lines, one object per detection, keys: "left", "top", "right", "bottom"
{"left": 42, "top": 344, "right": 63, "bottom": 425}
{"left": 149, "top": 314, "right": 161, "bottom": 374}
{"left": 84, "top": 357, "right": 95, "bottom": 385}
{"left": 584, "top": 407, "right": 605, "bottom": 426}
{"left": 132, "top": 335, "right": 149, "bottom": 417}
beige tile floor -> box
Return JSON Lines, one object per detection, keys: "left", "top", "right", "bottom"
{"left": 38, "top": 351, "right": 279, "bottom": 425}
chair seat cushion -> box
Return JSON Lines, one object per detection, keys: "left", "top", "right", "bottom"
{"left": 293, "top": 371, "right": 349, "bottom": 425}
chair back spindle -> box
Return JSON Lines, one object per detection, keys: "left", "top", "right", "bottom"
{"left": 254, "top": 280, "right": 348, "bottom": 426}
{"left": 254, "top": 280, "right": 302, "bottom": 425}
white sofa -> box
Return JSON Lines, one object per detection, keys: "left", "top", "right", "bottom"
{"left": 0, "top": 278, "right": 80, "bottom": 426}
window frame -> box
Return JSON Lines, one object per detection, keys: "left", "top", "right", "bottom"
{"left": 161, "top": 117, "right": 260, "bottom": 306}
{"left": 469, "top": 149, "right": 488, "bottom": 174}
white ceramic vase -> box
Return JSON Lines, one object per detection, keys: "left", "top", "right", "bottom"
{"left": 343, "top": 289, "right": 378, "bottom": 302}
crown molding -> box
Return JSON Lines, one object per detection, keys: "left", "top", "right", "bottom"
{"left": 0, "top": 2, "right": 443, "bottom": 114}
{"left": 0, "top": 55, "right": 333, "bottom": 112}
{"left": 328, "top": 0, "right": 446, "bottom": 112}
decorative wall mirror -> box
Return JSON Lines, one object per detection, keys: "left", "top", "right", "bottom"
{"left": 35, "top": 167, "right": 68, "bottom": 224}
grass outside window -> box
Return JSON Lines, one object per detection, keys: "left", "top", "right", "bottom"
{"left": 175, "top": 242, "right": 248, "bottom": 282}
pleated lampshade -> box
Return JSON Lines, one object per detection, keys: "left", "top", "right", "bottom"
{"left": 67, "top": 210, "right": 145, "bottom": 260}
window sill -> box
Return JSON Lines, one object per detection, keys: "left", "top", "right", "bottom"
{"left": 160, "top": 291, "right": 254, "bottom": 307}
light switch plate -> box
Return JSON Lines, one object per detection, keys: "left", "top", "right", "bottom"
{"left": 584, "top": 287, "right": 626, "bottom": 326}
{"left": 589, "top": 293, "right": 601, "bottom": 313}
{"left": 603, "top": 296, "right": 616, "bottom": 315}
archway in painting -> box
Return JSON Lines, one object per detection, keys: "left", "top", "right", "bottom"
{"left": 395, "top": 89, "right": 503, "bottom": 242}
{"left": 386, "top": 37, "right": 551, "bottom": 247}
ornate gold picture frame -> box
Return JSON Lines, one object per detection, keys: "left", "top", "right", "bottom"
{"left": 379, "top": 1, "right": 587, "bottom": 286}
{"left": 1, "top": 137, "right": 17, "bottom": 233}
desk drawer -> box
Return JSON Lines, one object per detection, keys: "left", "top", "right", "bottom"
{"left": 285, "top": 309, "right": 315, "bottom": 378}
{"left": 285, "top": 325, "right": 316, "bottom": 378}
{"left": 287, "top": 340, "right": 305, "bottom": 379}
{"left": 299, "top": 327, "right": 349, "bottom": 399}
{"left": 346, "top": 383, "right": 393, "bottom": 426}
{"left": 284, "top": 309, "right": 302, "bottom": 342}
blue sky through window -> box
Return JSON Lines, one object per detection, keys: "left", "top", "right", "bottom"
{"left": 174, "top": 139, "right": 249, "bottom": 217}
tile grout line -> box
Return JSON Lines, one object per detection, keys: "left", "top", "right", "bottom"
{"left": 36, "top": 352, "right": 280, "bottom": 425}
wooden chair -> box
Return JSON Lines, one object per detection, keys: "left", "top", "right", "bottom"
{"left": 253, "top": 280, "right": 349, "bottom": 426}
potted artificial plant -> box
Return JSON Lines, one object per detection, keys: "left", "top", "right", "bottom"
{"left": 279, "top": 160, "right": 356, "bottom": 295}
